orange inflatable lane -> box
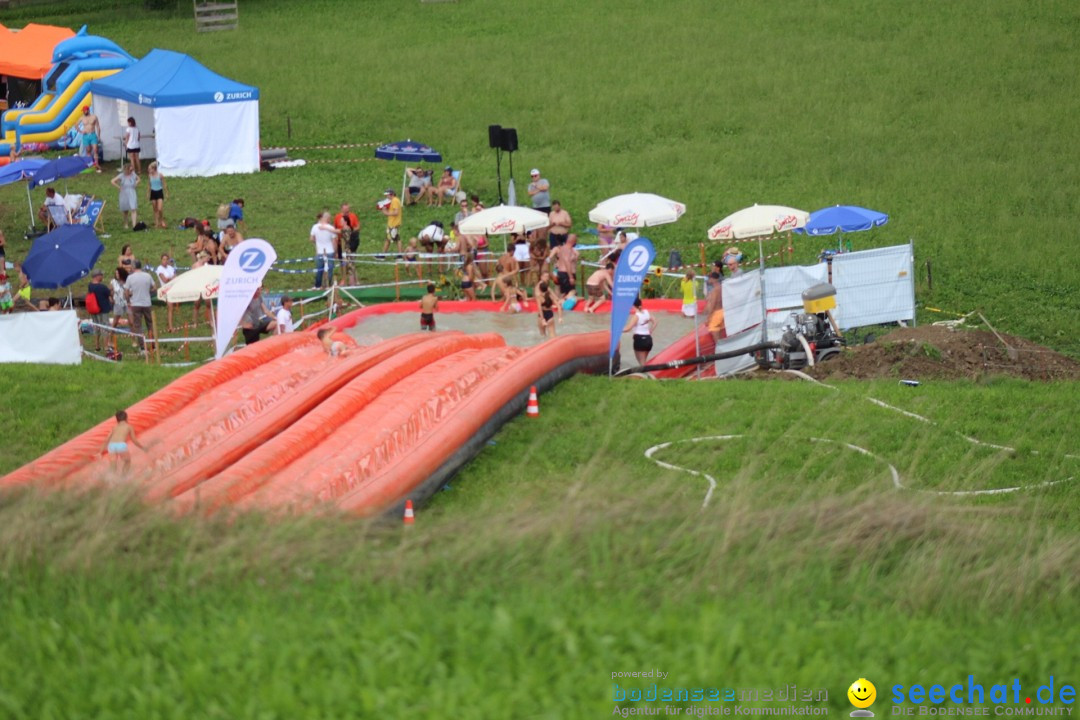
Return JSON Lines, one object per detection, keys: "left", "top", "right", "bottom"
{"left": 0, "top": 332, "right": 311, "bottom": 488}
{"left": 334, "top": 331, "right": 609, "bottom": 514}
{"left": 54, "top": 338, "right": 350, "bottom": 491}
{"left": 238, "top": 342, "right": 527, "bottom": 513}
{"left": 173, "top": 332, "right": 507, "bottom": 513}
{"left": 138, "top": 334, "right": 429, "bottom": 503}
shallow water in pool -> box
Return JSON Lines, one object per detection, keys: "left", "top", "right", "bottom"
{"left": 344, "top": 309, "right": 697, "bottom": 370}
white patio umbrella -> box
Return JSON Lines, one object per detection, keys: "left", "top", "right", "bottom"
{"left": 590, "top": 192, "right": 693, "bottom": 371}
{"left": 707, "top": 204, "right": 810, "bottom": 348}
{"left": 458, "top": 204, "right": 550, "bottom": 236}
{"left": 588, "top": 192, "right": 686, "bottom": 228}
{"left": 157, "top": 264, "right": 222, "bottom": 303}
{"left": 459, "top": 204, "right": 550, "bottom": 253}
{"left": 706, "top": 204, "right": 809, "bottom": 241}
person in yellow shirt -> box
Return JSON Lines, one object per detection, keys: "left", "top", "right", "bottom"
{"left": 378, "top": 188, "right": 403, "bottom": 258}
{"left": 680, "top": 268, "right": 698, "bottom": 318}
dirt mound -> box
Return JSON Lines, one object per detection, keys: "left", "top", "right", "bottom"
{"left": 805, "top": 325, "right": 1080, "bottom": 381}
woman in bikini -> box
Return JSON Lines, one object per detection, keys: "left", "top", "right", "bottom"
{"left": 536, "top": 281, "right": 562, "bottom": 338}
{"left": 460, "top": 254, "right": 478, "bottom": 301}
{"left": 117, "top": 244, "right": 136, "bottom": 272}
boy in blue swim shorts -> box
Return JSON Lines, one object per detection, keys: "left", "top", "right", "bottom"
{"left": 78, "top": 106, "right": 102, "bottom": 172}
{"left": 102, "top": 410, "right": 146, "bottom": 475}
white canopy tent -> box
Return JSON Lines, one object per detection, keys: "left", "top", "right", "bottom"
{"left": 88, "top": 49, "right": 259, "bottom": 177}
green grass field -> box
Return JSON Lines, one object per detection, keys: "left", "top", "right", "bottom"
{"left": 1, "top": 1, "right": 1079, "bottom": 717}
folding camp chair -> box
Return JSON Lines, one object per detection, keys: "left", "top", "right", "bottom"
{"left": 74, "top": 197, "right": 106, "bottom": 232}
{"left": 452, "top": 169, "right": 464, "bottom": 201}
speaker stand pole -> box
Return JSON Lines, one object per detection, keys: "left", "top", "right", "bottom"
{"left": 495, "top": 148, "right": 504, "bottom": 205}
{"left": 507, "top": 151, "right": 514, "bottom": 205}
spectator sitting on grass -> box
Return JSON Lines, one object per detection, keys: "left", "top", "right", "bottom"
{"left": 42, "top": 187, "right": 68, "bottom": 229}
{"left": 240, "top": 285, "right": 277, "bottom": 345}
{"left": 228, "top": 198, "right": 245, "bottom": 232}
{"left": 436, "top": 167, "right": 459, "bottom": 207}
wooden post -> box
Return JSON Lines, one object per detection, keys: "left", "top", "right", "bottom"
{"left": 151, "top": 309, "right": 161, "bottom": 365}
{"left": 699, "top": 242, "right": 706, "bottom": 272}
{"left": 926, "top": 259, "right": 933, "bottom": 292}
{"left": 394, "top": 262, "right": 401, "bottom": 301}
{"left": 183, "top": 323, "right": 190, "bottom": 363}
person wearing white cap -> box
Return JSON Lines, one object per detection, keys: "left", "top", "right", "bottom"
{"left": 528, "top": 168, "right": 551, "bottom": 243}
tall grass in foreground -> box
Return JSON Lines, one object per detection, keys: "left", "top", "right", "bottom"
{"left": 0, "top": 476, "right": 1076, "bottom": 718}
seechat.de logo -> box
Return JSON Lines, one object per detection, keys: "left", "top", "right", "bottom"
{"left": 626, "top": 245, "right": 651, "bottom": 273}
{"left": 238, "top": 248, "right": 267, "bottom": 273}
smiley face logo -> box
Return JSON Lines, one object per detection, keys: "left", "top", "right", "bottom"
{"left": 848, "top": 678, "right": 877, "bottom": 709}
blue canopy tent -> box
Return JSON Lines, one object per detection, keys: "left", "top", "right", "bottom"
{"left": 22, "top": 224, "right": 104, "bottom": 295}
{"left": 374, "top": 139, "right": 442, "bottom": 203}
{"left": 88, "top": 49, "right": 260, "bottom": 177}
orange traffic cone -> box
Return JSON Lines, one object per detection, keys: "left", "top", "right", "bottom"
{"left": 526, "top": 386, "right": 540, "bottom": 418}
{"left": 403, "top": 499, "right": 415, "bottom": 525}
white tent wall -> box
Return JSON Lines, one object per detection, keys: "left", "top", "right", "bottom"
{"left": 95, "top": 98, "right": 157, "bottom": 162}
{"left": 155, "top": 100, "right": 259, "bottom": 177}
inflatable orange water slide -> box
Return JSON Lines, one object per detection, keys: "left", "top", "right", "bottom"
{"left": 1, "top": 306, "right": 609, "bottom": 515}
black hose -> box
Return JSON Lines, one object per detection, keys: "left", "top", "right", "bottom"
{"left": 615, "top": 342, "right": 780, "bottom": 377}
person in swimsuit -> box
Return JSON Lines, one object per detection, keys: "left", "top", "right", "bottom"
{"left": 501, "top": 286, "right": 527, "bottom": 314}
{"left": 703, "top": 272, "right": 726, "bottom": 342}
{"left": 419, "top": 283, "right": 438, "bottom": 330}
{"left": 404, "top": 237, "right": 423, "bottom": 280}
{"left": 460, "top": 254, "right": 478, "bottom": 301}
{"left": 103, "top": 410, "right": 146, "bottom": 475}
{"left": 317, "top": 327, "right": 348, "bottom": 356}
{"left": 584, "top": 262, "right": 614, "bottom": 313}
{"left": 79, "top": 106, "right": 102, "bottom": 172}
{"left": 117, "top": 244, "right": 136, "bottom": 272}
{"left": 536, "top": 281, "right": 562, "bottom": 338}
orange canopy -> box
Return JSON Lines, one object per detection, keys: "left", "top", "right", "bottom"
{"left": 0, "top": 23, "right": 75, "bottom": 80}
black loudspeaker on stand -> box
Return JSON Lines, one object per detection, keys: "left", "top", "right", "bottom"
{"left": 487, "top": 124, "right": 519, "bottom": 205}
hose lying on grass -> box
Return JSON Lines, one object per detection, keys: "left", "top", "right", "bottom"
{"left": 614, "top": 342, "right": 778, "bottom": 377}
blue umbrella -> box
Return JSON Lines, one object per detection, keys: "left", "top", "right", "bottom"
{"left": 375, "top": 139, "right": 443, "bottom": 202}
{"left": 0, "top": 158, "right": 48, "bottom": 187}
{"left": 28, "top": 155, "right": 95, "bottom": 189}
{"left": 374, "top": 139, "right": 442, "bottom": 163}
{"left": 22, "top": 224, "right": 105, "bottom": 289}
{"left": 795, "top": 205, "right": 889, "bottom": 236}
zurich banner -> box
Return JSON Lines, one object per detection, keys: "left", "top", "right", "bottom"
{"left": 608, "top": 236, "right": 656, "bottom": 364}
{"left": 215, "top": 239, "right": 277, "bottom": 359}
